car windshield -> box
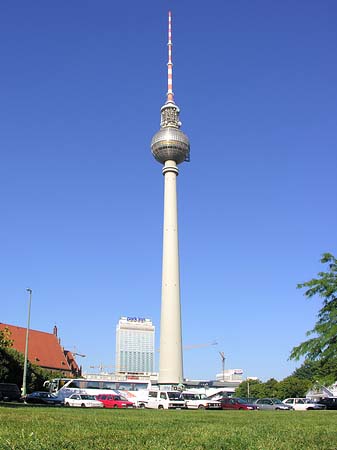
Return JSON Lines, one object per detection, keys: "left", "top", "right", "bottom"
{"left": 184, "top": 394, "right": 197, "bottom": 400}
{"left": 80, "top": 395, "right": 95, "bottom": 400}
{"left": 167, "top": 392, "right": 183, "bottom": 400}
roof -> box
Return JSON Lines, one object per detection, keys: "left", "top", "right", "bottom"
{"left": 0, "top": 323, "right": 77, "bottom": 373}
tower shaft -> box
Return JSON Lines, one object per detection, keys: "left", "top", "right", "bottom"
{"left": 159, "top": 160, "right": 183, "bottom": 384}
{"left": 151, "top": 11, "right": 190, "bottom": 386}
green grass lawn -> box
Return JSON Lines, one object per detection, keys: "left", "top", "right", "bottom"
{"left": 1, "top": 406, "right": 336, "bottom": 450}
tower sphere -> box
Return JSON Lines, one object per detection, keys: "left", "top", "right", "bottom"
{"left": 151, "top": 126, "right": 190, "bottom": 165}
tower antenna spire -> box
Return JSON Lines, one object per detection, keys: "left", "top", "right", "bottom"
{"left": 167, "top": 10, "right": 174, "bottom": 103}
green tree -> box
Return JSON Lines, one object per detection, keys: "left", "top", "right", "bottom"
{"left": 261, "top": 378, "right": 279, "bottom": 397}
{"left": 290, "top": 253, "right": 337, "bottom": 385}
{"left": 292, "top": 360, "right": 318, "bottom": 380}
{"left": 235, "top": 379, "right": 261, "bottom": 398}
{"left": 235, "top": 379, "right": 280, "bottom": 399}
{"left": 0, "top": 327, "right": 13, "bottom": 348}
{"left": 276, "top": 376, "right": 311, "bottom": 399}
{"left": 0, "top": 346, "right": 63, "bottom": 392}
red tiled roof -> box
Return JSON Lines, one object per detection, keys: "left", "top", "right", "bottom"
{"left": 0, "top": 323, "right": 75, "bottom": 373}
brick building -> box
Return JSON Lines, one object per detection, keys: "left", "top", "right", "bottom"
{"left": 0, "top": 323, "right": 80, "bottom": 377}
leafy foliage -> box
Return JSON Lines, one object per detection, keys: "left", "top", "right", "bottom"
{"left": 290, "top": 253, "right": 337, "bottom": 384}
{"left": 0, "top": 346, "right": 63, "bottom": 392}
{"left": 0, "top": 327, "right": 13, "bottom": 348}
{"left": 292, "top": 358, "right": 337, "bottom": 383}
{"left": 277, "top": 376, "right": 311, "bottom": 399}
{"left": 235, "top": 376, "right": 311, "bottom": 399}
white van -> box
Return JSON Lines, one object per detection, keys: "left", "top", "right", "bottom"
{"left": 146, "top": 390, "right": 186, "bottom": 409}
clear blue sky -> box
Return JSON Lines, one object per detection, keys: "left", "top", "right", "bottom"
{"left": 1, "top": 0, "right": 336, "bottom": 381}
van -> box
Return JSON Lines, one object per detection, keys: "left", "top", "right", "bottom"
{"left": 0, "top": 383, "right": 21, "bottom": 402}
{"left": 146, "top": 390, "right": 185, "bottom": 409}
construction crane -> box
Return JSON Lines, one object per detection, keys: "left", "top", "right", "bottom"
{"left": 65, "top": 346, "right": 86, "bottom": 358}
{"left": 89, "top": 363, "right": 116, "bottom": 373}
{"left": 73, "top": 352, "right": 86, "bottom": 358}
{"left": 88, "top": 363, "right": 129, "bottom": 374}
{"left": 219, "top": 351, "right": 225, "bottom": 381}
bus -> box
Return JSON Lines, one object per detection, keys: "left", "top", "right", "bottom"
{"left": 44, "top": 378, "right": 150, "bottom": 407}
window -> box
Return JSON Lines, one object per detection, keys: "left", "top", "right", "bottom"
{"left": 68, "top": 380, "right": 81, "bottom": 389}
{"left": 87, "top": 381, "right": 100, "bottom": 389}
{"left": 118, "top": 383, "right": 132, "bottom": 391}
{"left": 103, "top": 382, "right": 117, "bottom": 390}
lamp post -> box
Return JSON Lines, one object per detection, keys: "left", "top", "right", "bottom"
{"left": 22, "top": 288, "right": 32, "bottom": 397}
{"left": 246, "top": 377, "right": 255, "bottom": 400}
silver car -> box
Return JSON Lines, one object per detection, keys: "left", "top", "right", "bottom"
{"left": 255, "top": 398, "right": 293, "bottom": 410}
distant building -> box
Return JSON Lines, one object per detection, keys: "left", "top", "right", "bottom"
{"left": 115, "top": 317, "right": 155, "bottom": 374}
{"left": 215, "top": 369, "right": 244, "bottom": 383}
{"left": 0, "top": 323, "right": 80, "bottom": 377}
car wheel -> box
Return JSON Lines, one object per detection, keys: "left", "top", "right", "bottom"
{"left": 113, "top": 405, "right": 118, "bottom": 409}
{"left": 65, "top": 402, "right": 70, "bottom": 407}
{"left": 81, "top": 403, "right": 86, "bottom": 408}
{"left": 138, "top": 403, "right": 145, "bottom": 409}
{"left": 239, "top": 408, "right": 244, "bottom": 410}
{"left": 198, "top": 405, "right": 206, "bottom": 410}
{"left": 158, "top": 405, "right": 164, "bottom": 410}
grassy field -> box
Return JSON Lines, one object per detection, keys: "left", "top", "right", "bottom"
{"left": 1, "top": 406, "right": 336, "bottom": 450}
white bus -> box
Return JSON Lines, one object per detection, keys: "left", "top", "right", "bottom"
{"left": 44, "top": 378, "right": 150, "bottom": 407}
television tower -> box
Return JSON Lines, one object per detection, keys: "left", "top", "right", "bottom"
{"left": 151, "top": 11, "right": 190, "bottom": 384}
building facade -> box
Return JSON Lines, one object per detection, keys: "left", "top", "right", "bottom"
{"left": 115, "top": 317, "right": 155, "bottom": 374}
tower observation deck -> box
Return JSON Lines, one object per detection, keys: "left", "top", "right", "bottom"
{"left": 151, "top": 11, "right": 190, "bottom": 385}
{"left": 151, "top": 11, "right": 190, "bottom": 165}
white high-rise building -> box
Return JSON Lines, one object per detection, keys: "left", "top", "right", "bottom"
{"left": 115, "top": 317, "right": 155, "bottom": 373}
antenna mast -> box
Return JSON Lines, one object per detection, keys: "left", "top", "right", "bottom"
{"left": 167, "top": 11, "right": 174, "bottom": 103}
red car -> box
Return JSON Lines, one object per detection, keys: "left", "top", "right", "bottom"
{"left": 96, "top": 394, "right": 135, "bottom": 409}
{"left": 220, "top": 397, "right": 258, "bottom": 410}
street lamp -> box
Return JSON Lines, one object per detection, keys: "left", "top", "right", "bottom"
{"left": 246, "top": 377, "right": 256, "bottom": 400}
{"left": 22, "top": 288, "right": 32, "bottom": 397}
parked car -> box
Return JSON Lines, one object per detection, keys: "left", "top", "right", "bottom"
{"left": 96, "top": 394, "right": 135, "bottom": 409}
{"left": 315, "top": 397, "right": 337, "bottom": 410}
{"left": 64, "top": 394, "right": 104, "bottom": 408}
{"left": 0, "top": 383, "right": 21, "bottom": 402}
{"left": 282, "top": 398, "right": 325, "bottom": 411}
{"left": 146, "top": 390, "right": 186, "bottom": 409}
{"left": 255, "top": 398, "right": 293, "bottom": 410}
{"left": 220, "top": 397, "right": 259, "bottom": 410}
{"left": 24, "top": 391, "right": 63, "bottom": 405}
{"left": 182, "top": 392, "right": 221, "bottom": 410}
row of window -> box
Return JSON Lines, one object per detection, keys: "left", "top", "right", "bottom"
{"left": 66, "top": 380, "right": 148, "bottom": 391}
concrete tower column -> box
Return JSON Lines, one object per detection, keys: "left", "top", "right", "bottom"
{"left": 159, "top": 160, "right": 183, "bottom": 384}
{"left": 151, "top": 11, "right": 190, "bottom": 386}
